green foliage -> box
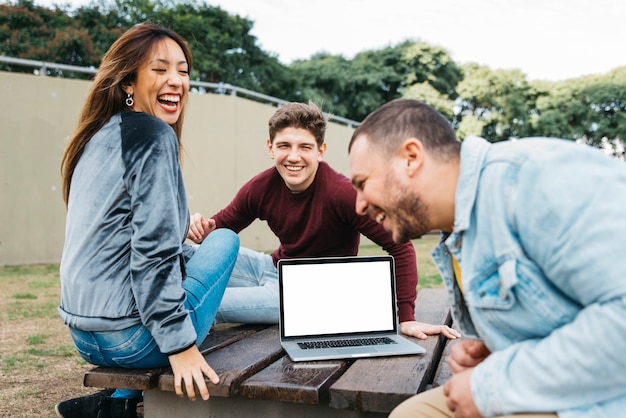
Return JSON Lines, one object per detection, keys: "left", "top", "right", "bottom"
{"left": 289, "top": 53, "right": 355, "bottom": 116}
{"left": 532, "top": 68, "right": 626, "bottom": 157}
{"left": 455, "top": 64, "right": 536, "bottom": 142}
{"left": 290, "top": 40, "right": 462, "bottom": 121}
{"left": 1, "top": 0, "right": 624, "bottom": 155}
{"left": 401, "top": 41, "right": 462, "bottom": 99}
{"left": 0, "top": 0, "right": 294, "bottom": 92}
{"left": 0, "top": 0, "right": 99, "bottom": 76}
{"left": 403, "top": 82, "right": 455, "bottom": 120}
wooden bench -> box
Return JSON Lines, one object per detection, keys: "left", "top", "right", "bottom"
{"left": 83, "top": 288, "right": 454, "bottom": 417}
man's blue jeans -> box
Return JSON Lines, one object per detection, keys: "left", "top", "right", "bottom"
{"left": 68, "top": 229, "right": 239, "bottom": 397}
{"left": 214, "top": 246, "right": 279, "bottom": 324}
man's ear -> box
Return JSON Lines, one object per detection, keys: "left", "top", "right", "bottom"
{"left": 401, "top": 138, "right": 424, "bottom": 177}
{"left": 318, "top": 142, "right": 327, "bottom": 159}
{"left": 266, "top": 138, "right": 274, "bottom": 159}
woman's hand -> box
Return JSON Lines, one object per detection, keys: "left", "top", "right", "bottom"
{"left": 168, "top": 345, "right": 219, "bottom": 401}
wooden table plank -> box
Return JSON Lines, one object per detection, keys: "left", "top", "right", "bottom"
{"left": 432, "top": 338, "right": 464, "bottom": 388}
{"left": 198, "top": 323, "right": 270, "bottom": 354}
{"left": 83, "top": 323, "right": 268, "bottom": 391}
{"left": 83, "top": 366, "right": 168, "bottom": 391}
{"left": 239, "top": 355, "right": 349, "bottom": 404}
{"left": 144, "top": 389, "right": 387, "bottom": 418}
{"left": 329, "top": 288, "right": 451, "bottom": 413}
{"left": 158, "top": 325, "right": 284, "bottom": 397}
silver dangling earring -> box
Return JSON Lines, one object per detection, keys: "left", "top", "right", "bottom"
{"left": 125, "top": 93, "right": 134, "bottom": 107}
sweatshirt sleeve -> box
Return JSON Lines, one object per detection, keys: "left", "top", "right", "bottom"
{"left": 121, "top": 113, "right": 196, "bottom": 355}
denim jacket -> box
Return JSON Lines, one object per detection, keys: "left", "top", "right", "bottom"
{"left": 432, "top": 136, "right": 626, "bottom": 417}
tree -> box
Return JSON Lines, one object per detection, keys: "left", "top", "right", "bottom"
{"left": 1, "top": 0, "right": 295, "bottom": 94}
{"left": 455, "top": 64, "right": 536, "bottom": 142}
{"left": 533, "top": 67, "right": 626, "bottom": 157}
{"left": 153, "top": 1, "right": 294, "bottom": 95}
{"left": 290, "top": 40, "right": 462, "bottom": 121}
{"left": 0, "top": 0, "right": 99, "bottom": 76}
{"left": 2, "top": 0, "right": 624, "bottom": 149}
{"left": 403, "top": 82, "right": 455, "bottom": 120}
{"left": 287, "top": 53, "right": 353, "bottom": 116}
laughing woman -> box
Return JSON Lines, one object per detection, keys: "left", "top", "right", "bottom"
{"left": 55, "top": 24, "right": 239, "bottom": 418}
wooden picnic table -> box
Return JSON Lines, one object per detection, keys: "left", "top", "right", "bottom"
{"left": 83, "top": 288, "right": 456, "bottom": 417}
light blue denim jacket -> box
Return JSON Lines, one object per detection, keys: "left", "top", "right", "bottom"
{"left": 432, "top": 136, "right": 626, "bottom": 417}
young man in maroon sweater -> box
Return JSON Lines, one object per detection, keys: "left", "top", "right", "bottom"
{"left": 187, "top": 102, "right": 460, "bottom": 339}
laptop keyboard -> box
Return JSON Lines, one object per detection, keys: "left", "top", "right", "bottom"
{"left": 297, "top": 337, "right": 397, "bottom": 350}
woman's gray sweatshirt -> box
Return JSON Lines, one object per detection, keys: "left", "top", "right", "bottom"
{"left": 59, "top": 111, "right": 195, "bottom": 355}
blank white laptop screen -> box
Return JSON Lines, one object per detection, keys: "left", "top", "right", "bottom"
{"left": 280, "top": 258, "right": 396, "bottom": 338}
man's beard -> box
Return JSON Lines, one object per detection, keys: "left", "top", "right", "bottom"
{"left": 385, "top": 174, "right": 430, "bottom": 243}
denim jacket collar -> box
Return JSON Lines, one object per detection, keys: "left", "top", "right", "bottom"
{"left": 453, "top": 135, "right": 491, "bottom": 234}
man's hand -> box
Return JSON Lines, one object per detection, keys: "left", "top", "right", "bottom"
{"left": 168, "top": 345, "right": 219, "bottom": 401}
{"left": 187, "top": 212, "right": 216, "bottom": 244}
{"left": 443, "top": 368, "right": 483, "bottom": 417}
{"left": 448, "top": 339, "right": 490, "bottom": 374}
{"left": 400, "top": 320, "right": 461, "bottom": 340}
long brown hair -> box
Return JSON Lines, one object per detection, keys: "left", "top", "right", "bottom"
{"left": 60, "top": 23, "right": 193, "bottom": 205}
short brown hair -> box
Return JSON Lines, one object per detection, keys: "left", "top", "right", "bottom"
{"left": 349, "top": 99, "right": 460, "bottom": 161}
{"left": 268, "top": 101, "right": 327, "bottom": 147}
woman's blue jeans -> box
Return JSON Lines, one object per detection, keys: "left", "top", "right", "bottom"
{"left": 68, "top": 229, "right": 239, "bottom": 398}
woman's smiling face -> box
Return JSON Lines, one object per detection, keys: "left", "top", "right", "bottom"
{"left": 127, "top": 37, "right": 190, "bottom": 125}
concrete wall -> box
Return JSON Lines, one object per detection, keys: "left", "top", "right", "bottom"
{"left": 0, "top": 71, "right": 355, "bottom": 265}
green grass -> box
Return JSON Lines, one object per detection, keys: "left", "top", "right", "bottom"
{"left": 358, "top": 234, "right": 442, "bottom": 290}
{"left": 6, "top": 300, "right": 58, "bottom": 320}
{"left": 12, "top": 293, "right": 37, "bottom": 300}
{"left": 0, "top": 264, "right": 59, "bottom": 278}
{"left": 1, "top": 264, "right": 61, "bottom": 321}
{"left": 1, "top": 344, "right": 77, "bottom": 372}
{"left": 27, "top": 334, "right": 49, "bottom": 345}
{"left": 25, "top": 345, "right": 76, "bottom": 358}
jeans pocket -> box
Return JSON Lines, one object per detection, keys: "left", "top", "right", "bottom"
{"left": 69, "top": 328, "right": 106, "bottom": 366}
{"left": 108, "top": 326, "right": 166, "bottom": 368}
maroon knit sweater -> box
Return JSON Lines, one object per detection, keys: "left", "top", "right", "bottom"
{"left": 212, "top": 162, "right": 418, "bottom": 322}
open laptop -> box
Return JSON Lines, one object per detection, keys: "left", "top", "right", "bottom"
{"left": 278, "top": 255, "right": 426, "bottom": 362}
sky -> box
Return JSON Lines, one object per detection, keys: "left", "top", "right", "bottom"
{"left": 33, "top": 0, "right": 626, "bottom": 81}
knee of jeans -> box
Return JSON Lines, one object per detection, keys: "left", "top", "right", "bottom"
{"left": 212, "top": 228, "right": 240, "bottom": 248}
